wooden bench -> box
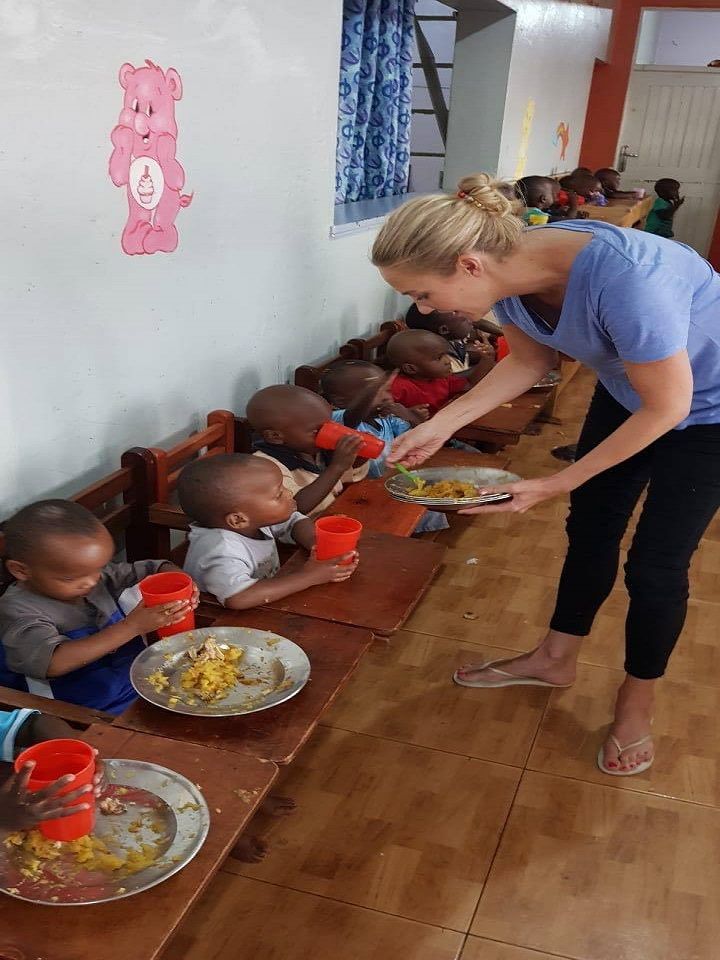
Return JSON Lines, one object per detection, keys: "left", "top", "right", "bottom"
{"left": 294, "top": 340, "right": 362, "bottom": 394}
{"left": 114, "top": 609, "right": 373, "bottom": 765}
{"left": 2, "top": 724, "right": 277, "bottom": 960}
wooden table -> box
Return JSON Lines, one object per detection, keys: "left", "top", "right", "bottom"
{"left": 0, "top": 685, "right": 113, "bottom": 726}
{"left": 114, "top": 610, "right": 373, "bottom": 764}
{"left": 1, "top": 724, "right": 277, "bottom": 960}
{"left": 455, "top": 388, "right": 553, "bottom": 448}
{"left": 268, "top": 531, "right": 445, "bottom": 635}
{"left": 325, "top": 478, "right": 426, "bottom": 537}
{"left": 584, "top": 196, "right": 653, "bottom": 228}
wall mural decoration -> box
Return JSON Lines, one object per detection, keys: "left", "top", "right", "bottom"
{"left": 514, "top": 99, "right": 535, "bottom": 180}
{"left": 553, "top": 121, "right": 570, "bottom": 162}
{"left": 109, "top": 60, "right": 193, "bottom": 256}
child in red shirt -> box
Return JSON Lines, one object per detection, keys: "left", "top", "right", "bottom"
{"left": 386, "top": 329, "right": 489, "bottom": 416}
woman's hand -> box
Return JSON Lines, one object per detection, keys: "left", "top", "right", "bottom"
{"left": 458, "top": 475, "right": 568, "bottom": 515}
{"left": 386, "top": 417, "right": 454, "bottom": 467}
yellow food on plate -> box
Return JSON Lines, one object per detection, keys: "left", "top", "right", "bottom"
{"left": 4, "top": 829, "right": 157, "bottom": 877}
{"left": 147, "top": 669, "right": 170, "bottom": 693}
{"left": 407, "top": 479, "right": 480, "bottom": 500}
{"left": 179, "top": 636, "right": 244, "bottom": 702}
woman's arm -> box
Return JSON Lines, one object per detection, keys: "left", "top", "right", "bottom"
{"left": 462, "top": 350, "right": 693, "bottom": 514}
{"left": 387, "top": 325, "right": 557, "bottom": 466}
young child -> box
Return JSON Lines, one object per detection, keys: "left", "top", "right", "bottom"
{"left": 180, "top": 454, "right": 357, "bottom": 609}
{"left": 386, "top": 329, "right": 487, "bottom": 416}
{"left": 0, "top": 709, "right": 104, "bottom": 831}
{"left": 515, "top": 176, "right": 586, "bottom": 224}
{"left": 559, "top": 171, "right": 605, "bottom": 205}
{"left": 645, "top": 178, "right": 684, "bottom": 239}
{"left": 0, "top": 500, "right": 196, "bottom": 714}
{"left": 247, "top": 384, "right": 368, "bottom": 518}
{"left": 595, "top": 167, "right": 638, "bottom": 202}
{"left": 405, "top": 304, "right": 496, "bottom": 375}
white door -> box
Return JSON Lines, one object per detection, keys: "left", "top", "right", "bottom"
{"left": 617, "top": 66, "right": 720, "bottom": 255}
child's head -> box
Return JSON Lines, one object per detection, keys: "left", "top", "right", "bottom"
{"left": 178, "top": 453, "right": 296, "bottom": 532}
{"left": 3, "top": 500, "right": 114, "bottom": 601}
{"left": 595, "top": 167, "right": 621, "bottom": 193}
{"left": 561, "top": 171, "right": 601, "bottom": 199}
{"left": 320, "top": 360, "right": 392, "bottom": 414}
{"left": 495, "top": 181, "right": 517, "bottom": 202}
{"left": 247, "top": 384, "right": 332, "bottom": 455}
{"left": 386, "top": 329, "right": 453, "bottom": 380}
{"left": 405, "top": 303, "right": 475, "bottom": 341}
{"left": 655, "top": 178, "right": 681, "bottom": 202}
{"left": 515, "top": 176, "right": 557, "bottom": 211}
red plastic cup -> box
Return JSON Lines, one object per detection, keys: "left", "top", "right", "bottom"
{"left": 15, "top": 739, "right": 96, "bottom": 841}
{"left": 139, "top": 571, "right": 195, "bottom": 637}
{"left": 315, "top": 421, "right": 385, "bottom": 460}
{"left": 496, "top": 335, "right": 510, "bottom": 361}
{"left": 315, "top": 515, "right": 363, "bottom": 563}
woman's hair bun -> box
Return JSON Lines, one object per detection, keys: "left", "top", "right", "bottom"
{"left": 456, "top": 173, "right": 513, "bottom": 217}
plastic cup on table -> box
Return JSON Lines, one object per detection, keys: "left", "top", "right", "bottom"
{"left": 14, "top": 738, "right": 96, "bottom": 841}
{"left": 315, "top": 420, "right": 385, "bottom": 460}
{"left": 138, "top": 571, "right": 195, "bottom": 637}
{"left": 496, "top": 335, "right": 510, "bottom": 362}
{"left": 314, "top": 515, "right": 363, "bottom": 564}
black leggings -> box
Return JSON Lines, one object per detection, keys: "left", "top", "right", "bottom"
{"left": 550, "top": 383, "right": 720, "bottom": 679}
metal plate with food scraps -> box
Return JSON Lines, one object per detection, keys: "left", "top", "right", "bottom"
{"left": 531, "top": 370, "right": 562, "bottom": 390}
{"left": 385, "top": 466, "right": 521, "bottom": 511}
{"left": 0, "top": 759, "right": 209, "bottom": 906}
{"left": 130, "top": 626, "right": 311, "bottom": 717}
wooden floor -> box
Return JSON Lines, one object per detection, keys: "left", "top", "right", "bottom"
{"left": 171, "top": 368, "right": 720, "bottom": 960}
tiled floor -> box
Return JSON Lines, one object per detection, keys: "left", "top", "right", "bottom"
{"left": 173, "top": 368, "right": 720, "bottom": 959}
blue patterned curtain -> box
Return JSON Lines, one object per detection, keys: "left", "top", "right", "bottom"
{"left": 335, "top": 0, "right": 415, "bottom": 204}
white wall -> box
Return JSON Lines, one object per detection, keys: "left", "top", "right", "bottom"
{"left": 646, "top": 10, "right": 720, "bottom": 67}
{"left": 497, "top": 0, "right": 611, "bottom": 178}
{"left": 0, "top": 0, "right": 400, "bottom": 516}
{"left": 443, "top": 0, "right": 610, "bottom": 186}
{"left": 636, "top": 9, "right": 661, "bottom": 65}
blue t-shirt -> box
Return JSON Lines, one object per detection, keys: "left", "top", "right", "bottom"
{"left": 494, "top": 220, "right": 720, "bottom": 428}
{"left": 331, "top": 410, "right": 411, "bottom": 478}
{"left": 0, "top": 708, "right": 37, "bottom": 762}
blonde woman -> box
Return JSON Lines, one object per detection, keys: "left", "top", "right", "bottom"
{"left": 374, "top": 174, "right": 720, "bottom": 777}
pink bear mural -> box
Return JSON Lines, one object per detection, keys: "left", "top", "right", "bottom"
{"left": 109, "top": 60, "right": 193, "bottom": 255}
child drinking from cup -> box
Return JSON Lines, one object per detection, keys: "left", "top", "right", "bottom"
{"left": 179, "top": 454, "right": 358, "bottom": 609}
{"left": 0, "top": 500, "right": 198, "bottom": 714}
{"left": 247, "top": 384, "right": 369, "bottom": 517}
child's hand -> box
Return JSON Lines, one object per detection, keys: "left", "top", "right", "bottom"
{"left": 189, "top": 581, "right": 200, "bottom": 609}
{"left": 0, "top": 763, "right": 94, "bottom": 832}
{"left": 126, "top": 599, "right": 192, "bottom": 636}
{"left": 304, "top": 548, "right": 359, "bottom": 585}
{"left": 330, "top": 434, "right": 364, "bottom": 471}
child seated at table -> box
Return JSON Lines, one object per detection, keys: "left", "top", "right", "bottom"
{"left": 515, "top": 176, "right": 587, "bottom": 224}
{"left": 559, "top": 171, "right": 605, "bottom": 205}
{"left": 645, "top": 178, "right": 684, "bottom": 239}
{"left": 247, "top": 384, "right": 369, "bottom": 518}
{"left": 0, "top": 500, "right": 196, "bottom": 714}
{"left": 386, "top": 329, "right": 488, "bottom": 416}
{"left": 405, "top": 304, "right": 496, "bottom": 374}
{"left": 179, "top": 454, "right": 357, "bottom": 610}
{"left": 595, "top": 167, "right": 638, "bottom": 202}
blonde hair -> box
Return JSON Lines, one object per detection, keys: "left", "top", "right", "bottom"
{"left": 372, "top": 173, "right": 523, "bottom": 274}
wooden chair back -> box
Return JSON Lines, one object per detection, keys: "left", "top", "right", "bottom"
{"left": 347, "top": 319, "right": 404, "bottom": 367}
{"left": 294, "top": 341, "right": 361, "bottom": 395}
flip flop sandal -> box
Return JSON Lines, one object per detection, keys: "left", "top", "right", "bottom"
{"left": 597, "top": 733, "right": 654, "bottom": 776}
{"left": 453, "top": 660, "right": 574, "bottom": 689}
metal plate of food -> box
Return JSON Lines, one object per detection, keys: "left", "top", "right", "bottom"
{"left": 385, "top": 466, "right": 521, "bottom": 511}
{"left": 130, "top": 626, "right": 311, "bottom": 717}
{"left": 0, "top": 758, "right": 209, "bottom": 905}
{"left": 530, "top": 370, "right": 561, "bottom": 390}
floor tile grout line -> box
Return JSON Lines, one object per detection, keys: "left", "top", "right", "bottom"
{"left": 316, "top": 721, "right": 530, "bottom": 773}
{"left": 464, "top": 933, "right": 582, "bottom": 960}
{"left": 217, "top": 869, "right": 473, "bottom": 935}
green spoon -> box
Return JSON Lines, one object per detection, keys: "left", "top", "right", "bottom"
{"left": 395, "top": 463, "right": 421, "bottom": 483}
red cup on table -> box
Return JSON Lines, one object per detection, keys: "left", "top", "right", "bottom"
{"left": 139, "top": 571, "right": 195, "bottom": 637}
{"left": 15, "top": 738, "right": 96, "bottom": 841}
{"left": 314, "top": 515, "right": 363, "bottom": 564}
{"left": 315, "top": 420, "right": 385, "bottom": 460}
{"left": 495, "top": 335, "right": 510, "bottom": 361}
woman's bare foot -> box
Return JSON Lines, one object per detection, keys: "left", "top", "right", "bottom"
{"left": 231, "top": 835, "right": 268, "bottom": 863}
{"left": 262, "top": 795, "right": 296, "bottom": 817}
{"left": 455, "top": 630, "right": 582, "bottom": 686}
{"left": 601, "top": 676, "right": 655, "bottom": 773}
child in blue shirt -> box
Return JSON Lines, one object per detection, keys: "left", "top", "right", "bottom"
{"left": 0, "top": 500, "right": 198, "bottom": 714}
{"left": 321, "top": 361, "right": 448, "bottom": 532}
